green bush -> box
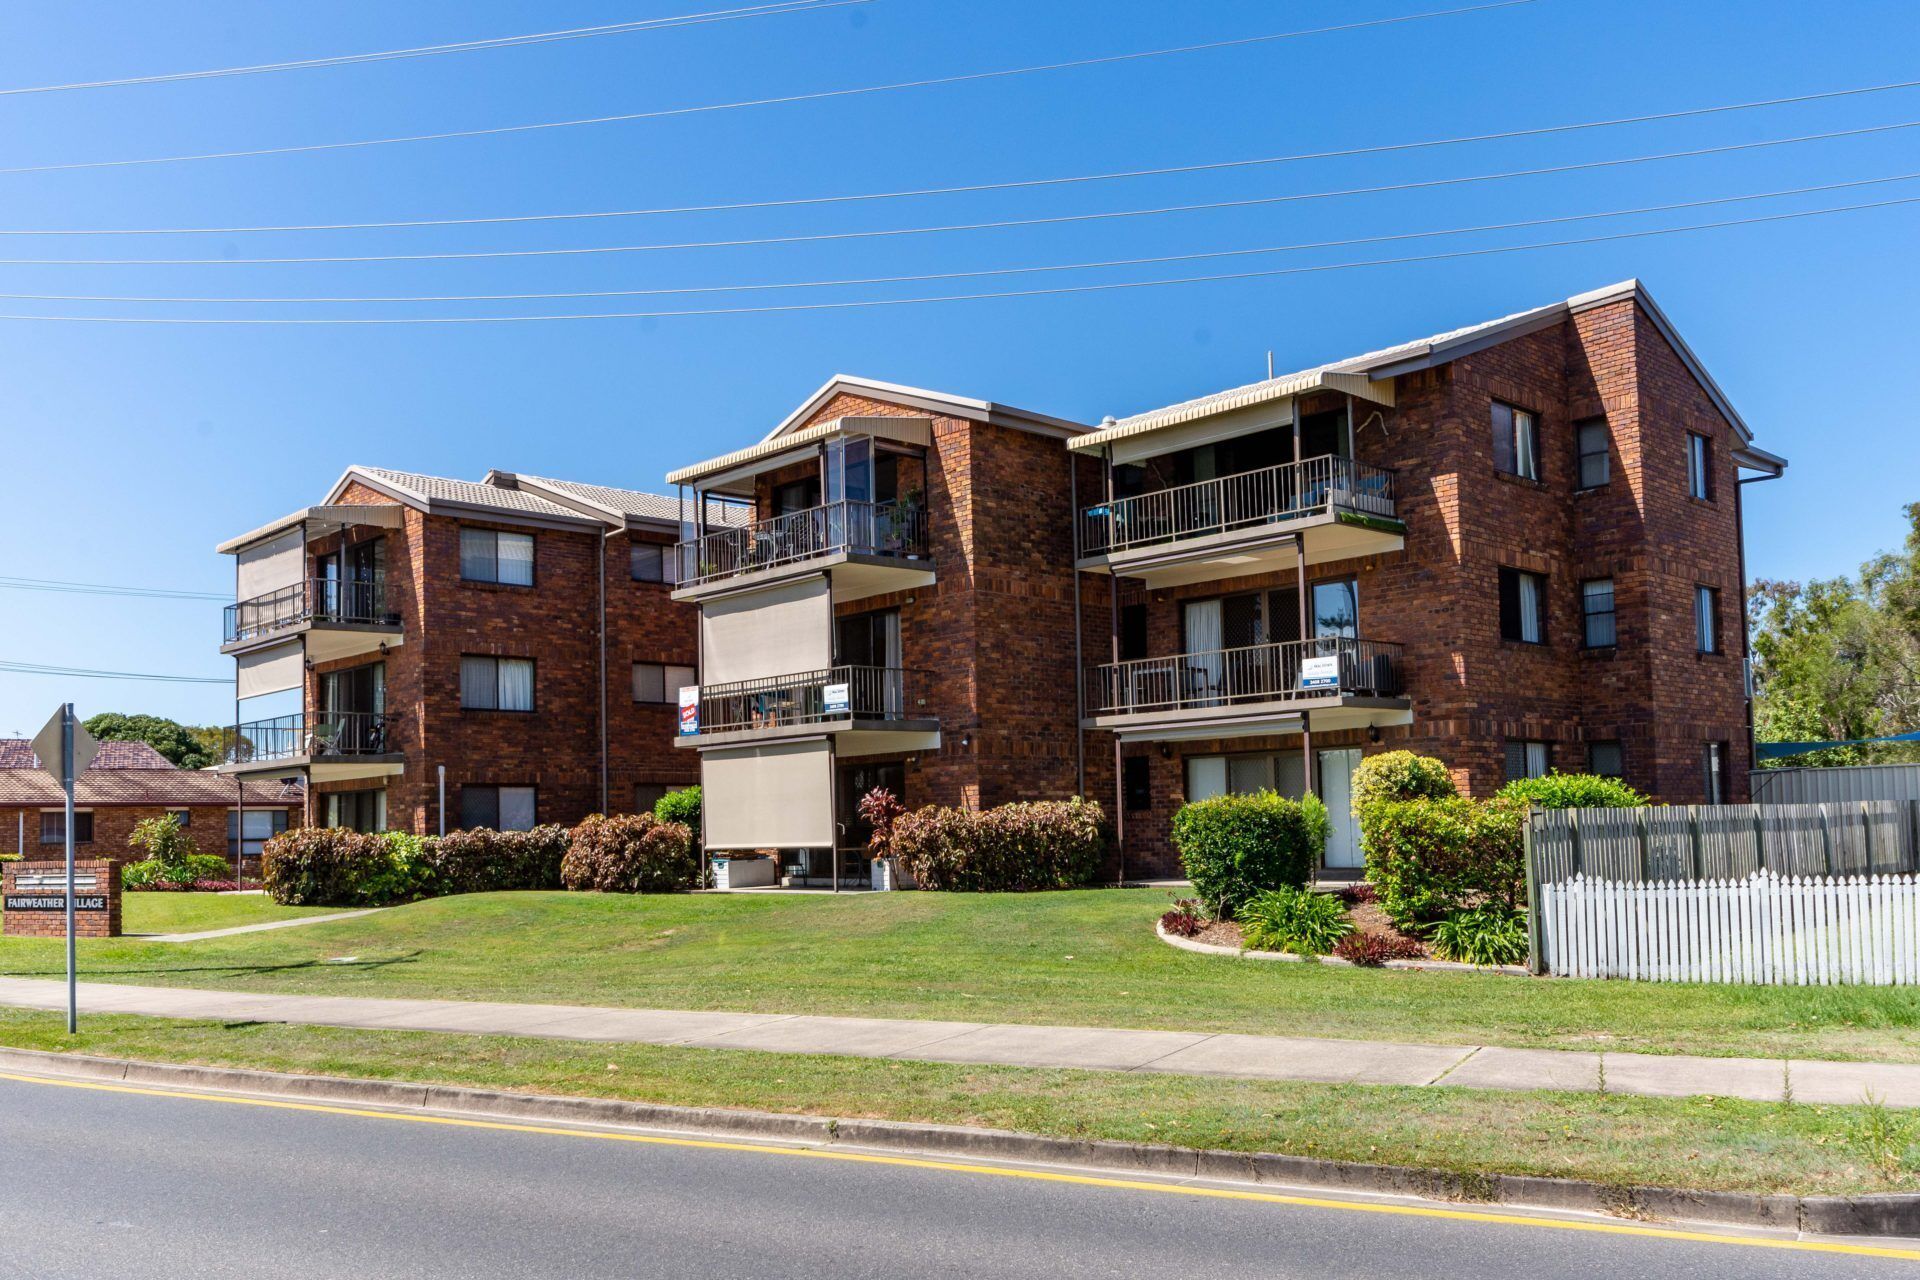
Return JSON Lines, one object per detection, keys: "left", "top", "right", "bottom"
{"left": 1430, "top": 904, "right": 1528, "bottom": 966}
{"left": 1360, "top": 796, "right": 1525, "bottom": 929}
{"left": 1495, "top": 772, "right": 1650, "bottom": 810}
{"left": 261, "top": 827, "right": 391, "bottom": 906}
{"left": 1171, "top": 790, "right": 1325, "bottom": 920}
{"left": 1351, "top": 750, "right": 1457, "bottom": 813}
{"left": 424, "top": 825, "right": 570, "bottom": 895}
{"left": 126, "top": 812, "right": 207, "bottom": 886}
{"left": 1239, "top": 886, "right": 1352, "bottom": 956}
{"left": 889, "top": 797, "right": 1106, "bottom": 892}
{"left": 122, "top": 853, "right": 230, "bottom": 889}
{"left": 652, "top": 786, "right": 701, "bottom": 840}
{"left": 561, "top": 813, "right": 698, "bottom": 893}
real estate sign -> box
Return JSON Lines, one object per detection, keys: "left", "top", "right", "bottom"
{"left": 1299, "top": 655, "right": 1341, "bottom": 691}
{"left": 678, "top": 686, "right": 700, "bottom": 736}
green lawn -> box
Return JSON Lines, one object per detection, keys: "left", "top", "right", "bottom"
{"left": 4, "top": 889, "right": 1919, "bottom": 1062}
{"left": 0, "top": 1006, "right": 1912, "bottom": 1196}
{"left": 121, "top": 893, "right": 350, "bottom": 935}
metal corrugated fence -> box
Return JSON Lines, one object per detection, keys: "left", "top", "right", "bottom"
{"left": 1749, "top": 763, "right": 1920, "bottom": 805}
{"left": 1527, "top": 802, "right": 1920, "bottom": 886}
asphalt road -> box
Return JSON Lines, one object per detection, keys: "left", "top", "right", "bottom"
{"left": 0, "top": 1074, "right": 1908, "bottom": 1279}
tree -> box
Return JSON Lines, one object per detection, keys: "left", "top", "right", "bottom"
{"left": 81, "top": 712, "right": 218, "bottom": 771}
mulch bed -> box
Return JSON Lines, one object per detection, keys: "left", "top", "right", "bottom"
{"left": 1184, "top": 886, "right": 1431, "bottom": 960}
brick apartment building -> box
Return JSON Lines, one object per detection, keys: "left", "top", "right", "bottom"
{"left": 0, "top": 738, "right": 301, "bottom": 868}
{"left": 667, "top": 281, "right": 1785, "bottom": 882}
{"left": 215, "top": 467, "right": 715, "bottom": 835}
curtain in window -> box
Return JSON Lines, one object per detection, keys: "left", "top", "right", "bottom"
{"left": 459, "top": 529, "right": 495, "bottom": 581}
{"left": 1185, "top": 756, "right": 1227, "bottom": 802}
{"left": 1513, "top": 409, "right": 1537, "bottom": 480}
{"left": 461, "top": 657, "right": 498, "bottom": 709}
{"left": 497, "top": 532, "right": 535, "bottom": 585}
{"left": 499, "top": 787, "right": 537, "bottom": 832}
{"left": 1518, "top": 573, "right": 1543, "bottom": 643}
{"left": 1183, "top": 598, "right": 1224, "bottom": 703}
{"left": 498, "top": 658, "right": 534, "bottom": 711}
{"left": 1582, "top": 580, "right": 1615, "bottom": 647}
{"left": 1696, "top": 588, "right": 1715, "bottom": 653}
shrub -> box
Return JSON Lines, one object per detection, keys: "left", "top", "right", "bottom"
{"left": 1360, "top": 796, "right": 1524, "bottom": 928}
{"left": 561, "top": 813, "right": 697, "bottom": 893}
{"left": 1332, "top": 931, "right": 1425, "bottom": 966}
{"left": 889, "top": 797, "right": 1105, "bottom": 892}
{"left": 653, "top": 786, "right": 702, "bottom": 840}
{"left": 1239, "top": 886, "right": 1352, "bottom": 956}
{"left": 1430, "top": 904, "right": 1529, "bottom": 967}
{"left": 1159, "top": 896, "right": 1203, "bottom": 938}
{"left": 122, "top": 853, "right": 229, "bottom": 890}
{"left": 126, "top": 813, "right": 206, "bottom": 886}
{"left": 1351, "top": 750, "right": 1457, "bottom": 813}
{"left": 423, "top": 825, "right": 570, "bottom": 895}
{"left": 1170, "top": 790, "right": 1323, "bottom": 920}
{"left": 261, "top": 827, "right": 391, "bottom": 906}
{"left": 857, "top": 787, "right": 907, "bottom": 859}
{"left": 1494, "top": 772, "right": 1650, "bottom": 810}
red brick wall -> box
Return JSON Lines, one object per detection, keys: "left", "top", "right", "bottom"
{"left": 2, "top": 860, "right": 121, "bottom": 937}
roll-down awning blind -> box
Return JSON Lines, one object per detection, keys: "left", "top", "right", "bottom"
{"left": 236, "top": 640, "right": 304, "bottom": 700}
{"left": 702, "top": 739, "right": 834, "bottom": 849}
{"left": 698, "top": 575, "right": 831, "bottom": 686}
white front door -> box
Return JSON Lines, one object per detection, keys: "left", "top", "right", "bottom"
{"left": 1318, "top": 748, "right": 1363, "bottom": 868}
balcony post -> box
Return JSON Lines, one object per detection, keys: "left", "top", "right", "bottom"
{"left": 1070, "top": 454, "right": 1085, "bottom": 796}
{"left": 1296, "top": 533, "right": 1315, "bottom": 798}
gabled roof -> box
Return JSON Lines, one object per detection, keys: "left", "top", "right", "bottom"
{"left": 496, "top": 473, "right": 747, "bottom": 530}
{"left": 326, "top": 466, "right": 601, "bottom": 529}
{"left": 1079, "top": 280, "right": 1772, "bottom": 461}
{"left": 0, "top": 739, "right": 175, "bottom": 770}
{"left": 0, "top": 739, "right": 304, "bottom": 807}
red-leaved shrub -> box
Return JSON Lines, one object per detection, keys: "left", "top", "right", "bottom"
{"left": 1332, "top": 932, "right": 1426, "bottom": 967}
{"left": 890, "top": 797, "right": 1106, "bottom": 891}
{"left": 561, "top": 813, "right": 697, "bottom": 893}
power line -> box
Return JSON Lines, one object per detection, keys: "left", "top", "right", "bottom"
{"left": 0, "top": 575, "right": 227, "bottom": 601}
{"left": 9, "top": 168, "right": 1918, "bottom": 305}
{"left": 0, "top": 1, "right": 871, "bottom": 98}
{"left": 0, "top": 2, "right": 1537, "bottom": 177}
{"left": 0, "top": 659, "right": 230, "bottom": 685}
{"left": 0, "top": 193, "right": 1911, "bottom": 324}
{"left": 6, "top": 74, "right": 1918, "bottom": 236}
{"left": 8, "top": 117, "right": 1913, "bottom": 267}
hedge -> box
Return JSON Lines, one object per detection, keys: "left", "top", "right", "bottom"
{"left": 1495, "top": 772, "right": 1649, "bottom": 810}
{"left": 1171, "top": 790, "right": 1329, "bottom": 920}
{"left": 1359, "top": 795, "right": 1524, "bottom": 928}
{"left": 1350, "top": 750, "right": 1457, "bottom": 812}
{"left": 261, "top": 827, "right": 392, "bottom": 906}
{"left": 560, "top": 813, "right": 698, "bottom": 893}
{"left": 423, "top": 824, "right": 571, "bottom": 895}
{"left": 262, "top": 824, "right": 575, "bottom": 906}
{"left": 889, "top": 797, "right": 1106, "bottom": 891}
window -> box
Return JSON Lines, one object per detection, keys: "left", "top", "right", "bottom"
{"left": 228, "top": 808, "right": 288, "bottom": 857}
{"left": 1695, "top": 586, "right": 1719, "bottom": 654}
{"left": 1686, "top": 432, "right": 1714, "bottom": 501}
{"left": 1123, "top": 755, "right": 1152, "bottom": 812}
{"left": 1310, "top": 578, "right": 1359, "bottom": 640}
{"left": 1581, "top": 578, "right": 1616, "bottom": 648}
{"left": 1492, "top": 401, "right": 1539, "bottom": 480}
{"left": 461, "top": 655, "right": 535, "bottom": 710}
{"left": 1498, "top": 568, "right": 1546, "bottom": 644}
{"left": 461, "top": 784, "right": 536, "bottom": 832}
{"left": 1119, "top": 603, "right": 1149, "bottom": 662}
{"left": 169, "top": 808, "right": 191, "bottom": 828}
{"left": 40, "top": 811, "right": 94, "bottom": 844}
{"left": 633, "top": 661, "right": 698, "bottom": 704}
{"left": 1576, "top": 418, "right": 1610, "bottom": 488}
{"left": 633, "top": 783, "right": 670, "bottom": 814}
{"left": 1503, "top": 740, "right": 1550, "bottom": 782}
{"left": 629, "top": 542, "right": 671, "bottom": 584}
{"left": 459, "top": 528, "right": 535, "bottom": 585}
{"left": 1184, "top": 751, "right": 1306, "bottom": 802}
{"left": 1703, "top": 742, "right": 1728, "bottom": 804}
{"left": 1588, "top": 741, "right": 1624, "bottom": 779}
{"left": 323, "top": 791, "right": 385, "bottom": 833}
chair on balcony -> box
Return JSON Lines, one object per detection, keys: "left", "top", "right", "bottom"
{"left": 306, "top": 720, "right": 343, "bottom": 759}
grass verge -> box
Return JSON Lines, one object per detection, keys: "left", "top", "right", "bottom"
{"left": 0, "top": 1006, "right": 1914, "bottom": 1197}
{"left": 121, "top": 893, "right": 348, "bottom": 935}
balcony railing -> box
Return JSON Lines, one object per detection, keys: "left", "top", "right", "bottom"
{"left": 224, "top": 711, "right": 402, "bottom": 765}
{"left": 1088, "top": 637, "right": 1404, "bottom": 717}
{"left": 223, "top": 578, "right": 399, "bottom": 645}
{"left": 676, "top": 499, "right": 928, "bottom": 588}
{"left": 1079, "top": 454, "right": 1396, "bottom": 557}
{"left": 684, "top": 665, "right": 927, "bottom": 736}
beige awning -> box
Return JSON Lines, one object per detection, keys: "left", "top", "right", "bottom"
{"left": 1073, "top": 369, "right": 1393, "bottom": 455}
{"left": 217, "top": 503, "right": 404, "bottom": 555}
{"left": 698, "top": 575, "right": 832, "bottom": 685}
{"left": 667, "top": 416, "right": 933, "bottom": 490}
{"left": 235, "top": 528, "right": 306, "bottom": 600}
{"left": 236, "top": 640, "right": 304, "bottom": 701}
{"left": 703, "top": 738, "right": 835, "bottom": 849}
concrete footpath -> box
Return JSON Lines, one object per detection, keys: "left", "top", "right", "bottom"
{"left": 1, "top": 975, "right": 1915, "bottom": 1107}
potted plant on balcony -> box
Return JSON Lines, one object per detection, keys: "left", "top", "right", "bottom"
{"left": 858, "top": 786, "right": 909, "bottom": 890}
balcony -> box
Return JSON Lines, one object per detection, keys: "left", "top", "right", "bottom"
{"left": 1077, "top": 455, "right": 1404, "bottom": 587}
{"left": 676, "top": 664, "right": 939, "bottom": 757}
{"left": 222, "top": 578, "right": 403, "bottom": 662}
{"left": 672, "top": 498, "right": 933, "bottom": 605}
{"left": 1084, "top": 637, "right": 1411, "bottom": 739}
{"left": 219, "top": 710, "right": 405, "bottom": 781}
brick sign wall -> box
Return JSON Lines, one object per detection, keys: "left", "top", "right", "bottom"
{"left": 2, "top": 859, "right": 122, "bottom": 938}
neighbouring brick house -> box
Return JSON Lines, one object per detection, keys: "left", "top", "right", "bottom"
{"left": 1075, "top": 280, "right": 1786, "bottom": 877}
{"left": 0, "top": 738, "right": 301, "bottom": 870}
{"left": 668, "top": 376, "right": 1091, "bottom": 885}
{"left": 215, "top": 467, "right": 718, "bottom": 835}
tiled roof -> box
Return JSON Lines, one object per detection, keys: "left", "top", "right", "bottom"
{"left": 507, "top": 474, "right": 748, "bottom": 527}
{"left": 0, "top": 739, "right": 176, "bottom": 770}
{"left": 350, "top": 467, "right": 592, "bottom": 521}
{"left": 0, "top": 738, "right": 302, "bottom": 806}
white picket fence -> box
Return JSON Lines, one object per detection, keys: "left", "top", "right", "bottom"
{"left": 1539, "top": 871, "right": 1920, "bottom": 984}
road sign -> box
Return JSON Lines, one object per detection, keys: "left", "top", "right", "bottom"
{"left": 30, "top": 707, "right": 97, "bottom": 784}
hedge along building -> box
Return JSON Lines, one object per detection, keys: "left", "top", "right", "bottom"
{"left": 666, "top": 376, "right": 1092, "bottom": 887}
{"left": 214, "top": 467, "right": 725, "bottom": 836}
{"left": 1074, "top": 280, "right": 1787, "bottom": 878}
{"left": 0, "top": 738, "right": 302, "bottom": 871}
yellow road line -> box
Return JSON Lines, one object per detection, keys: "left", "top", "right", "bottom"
{"left": 4, "top": 1069, "right": 1916, "bottom": 1262}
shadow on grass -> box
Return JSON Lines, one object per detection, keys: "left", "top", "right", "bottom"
{"left": 0, "top": 951, "right": 424, "bottom": 980}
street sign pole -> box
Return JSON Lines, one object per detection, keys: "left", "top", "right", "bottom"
{"left": 62, "top": 704, "right": 77, "bottom": 1034}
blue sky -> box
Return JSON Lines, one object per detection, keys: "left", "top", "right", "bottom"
{"left": 1, "top": 0, "right": 1916, "bottom": 735}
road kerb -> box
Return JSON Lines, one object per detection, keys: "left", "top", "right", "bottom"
{"left": 0, "top": 1043, "right": 1911, "bottom": 1240}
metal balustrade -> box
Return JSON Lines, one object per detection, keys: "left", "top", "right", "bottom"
{"left": 684, "top": 665, "right": 926, "bottom": 736}
{"left": 1079, "top": 454, "right": 1396, "bottom": 557}
{"left": 223, "top": 578, "right": 399, "bottom": 645}
{"left": 224, "top": 711, "right": 402, "bottom": 764}
{"left": 1087, "top": 637, "right": 1404, "bottom": 717}
{"left": 675, "top": 499, "right": 928, "bottom": 587}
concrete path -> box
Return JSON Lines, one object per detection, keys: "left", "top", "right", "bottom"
{"left": 139, "top": 909, "right": 382, "bottom": 944}
{"left": 1, "top": 975, "right": 1916, "bottom": 1107}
